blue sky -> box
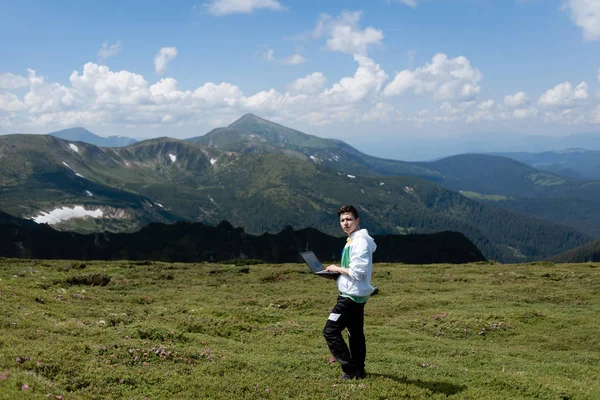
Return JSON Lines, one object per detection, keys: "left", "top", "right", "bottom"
{"left": 1, "top": 0, "right": 599, "bottom": 159}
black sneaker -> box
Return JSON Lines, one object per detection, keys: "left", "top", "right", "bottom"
{"left": 340, "top": 372, "right": 357, "bottom": 380}
{"left": 356, "top": 368, "right": 367, "bottom": 379}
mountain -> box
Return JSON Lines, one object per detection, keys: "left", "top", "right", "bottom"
{"left": 548, "top": 240, "right": 600, "bottom": 263}
{"left": 491, "top": 149, "right": 600, "bottom": 180}
{"left": 50, "top": 127, "right": 137, "bottom": 147}
{"left": 0, "top": 133, "right": 591, "bottom": 262}
{"left": 188, "top": 114, "right": 600, "bottom": 238}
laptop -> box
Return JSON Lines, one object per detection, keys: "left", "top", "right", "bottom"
{"left": 300, "top": 251, "right": 340, "bottom": 280}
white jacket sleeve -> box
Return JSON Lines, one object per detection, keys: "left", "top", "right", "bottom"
{"left": 348, "top": 238, "right": 369, "bottom": 281}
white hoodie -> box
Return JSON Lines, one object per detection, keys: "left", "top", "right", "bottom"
{"left": 337, "top": 229, "right": 377, "bottom": 301}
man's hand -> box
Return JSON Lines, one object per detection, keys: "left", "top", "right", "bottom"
{"left": 325, "top": 265, "right": 349, "bottom": 276}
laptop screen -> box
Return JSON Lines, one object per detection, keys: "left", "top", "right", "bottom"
{"left": 299, "top": 251, "right": 324, "bottom": 273}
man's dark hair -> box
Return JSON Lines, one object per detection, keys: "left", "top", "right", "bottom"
{"left": 338, "top": 205, "right": 359, "bottom": 219}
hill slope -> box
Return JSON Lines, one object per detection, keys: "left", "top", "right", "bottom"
{"left": 548, "top": 240, "right": 600, "bottom": 263}
{"left": 492, "top": 149, "right": 600, "bottom": 180}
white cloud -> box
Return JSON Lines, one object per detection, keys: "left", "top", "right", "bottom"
{"left": 504, "top": 91, "right": 529, "bottom": 108}
{"left": 0, "top": 92, "right": 26, "bottom": 112}
{"left": 537, "top": 81, "right": 589, "bottom": 108}
{"left": 70, "top": 62, "right": 151, "bottom": 105}
{"left": 543, "top": 108, "right": 586, "bottom": 124}
{"left": 0, "top": 73, "right": 29, "bottom": 89}
{"left": 478, "top": 99, "right": 495, "bottom": 110}
{"left": 395, "top": 0, "right": 417, "bottom": 7}
{"left": 154, "top": 47, "right": 178, "bottom": 75}
{"left": 98, "top": 41, "right": 122, "bottom": 60}
{"left": 321, "top": 54, "right": 388, "bottom": 104}
{"left": 562, "top": 0, "right": 600, "bottom": 40}
{"left": 203, "top": 0, "right": 284, "bottom": 16}
{"left": 263, "top": 49, "right": 275, "bottom": 62}
{"left": 513, "top": 106, "right": 538, "bottom": 119}
{"left": 362, "top": 102, "right": 399, "bottom": 122}
{"left": 282, "top": 54, "right": 306, "bottom": 65}
{"left": 192, "top": 82, "right": 243, "bottom": 106}
{"left": 25, "top": 69, "right": 79, "bottom": 113}
{"left": 150, "top": 78, "right": 190, "bottom": 103}
{"left": 288, "top": 72, "right": 326, "bottom": 94}
{"left": 383, "top": 53, "right": 482, "bottom": 102}
{"left": 315, "top": 11, "right": 384, "bottom": 55}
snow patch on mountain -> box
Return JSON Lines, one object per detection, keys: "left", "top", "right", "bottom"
{"left": 32, "top": 206, "right": 104, "bottom": 225}
{"left": 69, "top": 144, "right": 79, "bottom": 152}
{"left": 169, "top": 154, "right": 176, "bottom": 162}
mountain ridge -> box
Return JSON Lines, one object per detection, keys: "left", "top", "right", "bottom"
{"left": 50, "top": 127, "right": 137, "bottom": 147}
{"left": 0, "top": 132, "right": 592, "bottom": 262}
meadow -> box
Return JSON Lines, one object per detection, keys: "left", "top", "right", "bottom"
{"left": 0, "top": 258, "right": 598, "bottom": 399}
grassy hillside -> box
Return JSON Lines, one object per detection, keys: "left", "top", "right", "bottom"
{"left": 549, "top": 240, "right": 600, "bottom": 263}
{"left": 0, "top": 259, "right": 598, "bottom": 399}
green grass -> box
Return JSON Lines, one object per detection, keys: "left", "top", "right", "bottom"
{"left": 1, "top": 259, "right": 599, "bottom": 399}
{"left": 459, "top": 191, "right": 510, "bottom": 202}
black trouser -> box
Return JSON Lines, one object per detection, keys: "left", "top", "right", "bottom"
{"left": 323, "top": 295, "right": 366, "bottom": 374}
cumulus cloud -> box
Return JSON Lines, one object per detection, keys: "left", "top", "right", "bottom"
{"left": 25, "top": 69, "right": 79, "bottom": 113}
{"left": 504, "top": 91, "right": 529, "bottom": 108}
{"left": 537, "top": 81, "right": 589, "bottom": 108}
{"left": 98, "top": 41, "right": 122, "bottom": 60}
{"left": 478, "top": 99, "right": 495, "bottom": 110}
{"left": 282, "top": 54, "right": 306, "bottom": 65}
{"left": 70, "top": 62, "right": 151, "bottom": 105}
{"left": 154, "top": 47, "right": 178, "bottom": 75}
{"left": 288, "top": 72, "right": 326, "bottom": 94}
{"left": 383, "top": 53, "right": 482, "bottom": 102}
{"left": 193, "top": 82, "right": 243, "bottom": 106}
{"left": 562, "top": 0, "right": 600, "bottom": 40}
{"left": 362, "top": 102, "right": 399, "bottom": 122}
{"left": 543, "top": 108, "right": 586, "bottom": 124}
{"left": 0, "top": 72, "right": 29, "bottom": 89}
{"left": 321, "top": 54, "right": 388, "bottom": 104}
{"left": 314, "top": 11, "right": 384, "bottom": 55}
{"left": 203, "top": 0, "right": 284, "bottom": 16}
{"left": 0, "top": 92, "right": 26, "bottom": 112}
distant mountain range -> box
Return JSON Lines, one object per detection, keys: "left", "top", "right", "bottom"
{"left": 50, "top": 127, "right": 137, "bottom": 147}
{"left": 0, "top": 113, "right": 597, "bottom": 262}
{"left": 491, "top": 149, "right": 600, "bottom": 180}
{"left": 186, "top": 114, "right": 600, "bottom": 238}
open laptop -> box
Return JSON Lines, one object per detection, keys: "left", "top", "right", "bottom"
{"left": 300, "top": 251, "right": 340, "bottom": 280}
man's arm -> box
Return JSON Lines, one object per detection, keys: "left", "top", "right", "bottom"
{"left": 325, "top": 265, "right": 350, "bottom": 276}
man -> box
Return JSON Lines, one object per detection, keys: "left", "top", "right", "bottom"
{"left": 324, "top": 205, "right": 377, "bottom": 380}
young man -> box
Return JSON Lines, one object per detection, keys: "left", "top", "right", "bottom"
{"left": 324, "top": 205, "right": 377, "bottom": 380}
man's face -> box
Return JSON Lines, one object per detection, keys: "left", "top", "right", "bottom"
{"left": 339, "top": 212, "right": 360, "bottom": 236}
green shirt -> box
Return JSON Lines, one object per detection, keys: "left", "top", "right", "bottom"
{"left": 339, "top": 244, "right": 370, "bottom": 303}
